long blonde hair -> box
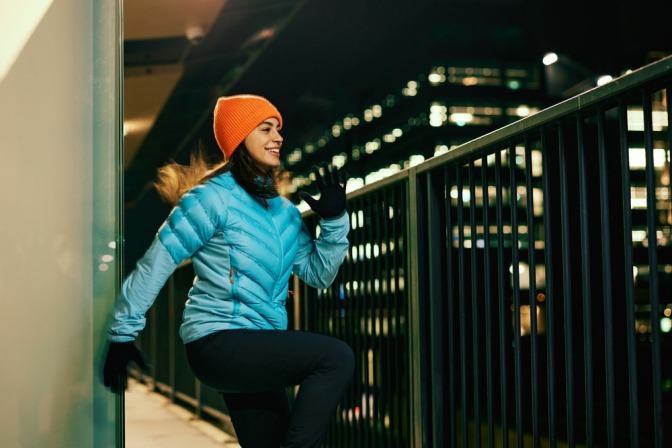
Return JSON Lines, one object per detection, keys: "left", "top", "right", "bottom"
{"left": 154, "top": 146, "right": 290, "bottom": 206}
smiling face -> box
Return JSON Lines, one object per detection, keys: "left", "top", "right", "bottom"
{"left": 243, "top": 118, "right": 283, "bottom": 173}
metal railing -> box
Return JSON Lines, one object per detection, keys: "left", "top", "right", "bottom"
{"left": 295, "top": 55, "right": 672, "bottom": 447}
{"left": 135, "top": 55, "right": 672, "bottom": 447}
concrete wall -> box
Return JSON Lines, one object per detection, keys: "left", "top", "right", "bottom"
{"left": 0, "top": 0, "right": 121, "bottom": 446}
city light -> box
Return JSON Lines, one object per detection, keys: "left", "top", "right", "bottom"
{"left": 662, "top": 317, "right": 672, "bottom": 333}
{"left": 332, "top": 153, "right": 346, "bottom": 168}
{"left": 596, "top": 75, "right": 613, "bottom": 86}
{"left": 542, "top": 52, "right": 558, "bottom": 65}
{"left": 450, "top": 112, "right": 474, "bottom": 126}
{"left": 628, "top": 147, "right": 669, "bottom": 168}
{"left": 516, "top": 105, "right": 531, "bottom": 117}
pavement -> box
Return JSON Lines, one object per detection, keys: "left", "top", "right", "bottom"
{"left": 125, "top": 379, "right": 240, "bottom": 448}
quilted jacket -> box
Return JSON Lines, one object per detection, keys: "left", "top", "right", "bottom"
{"left": 108, "top": 171, "right": 350, "bottom": 344}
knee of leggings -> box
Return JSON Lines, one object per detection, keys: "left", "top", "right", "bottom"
{"left": 325, "top": 339, "right": 355, "bottom": 380}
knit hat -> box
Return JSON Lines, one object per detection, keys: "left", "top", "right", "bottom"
{"left": 213, "top": 94, "right": 283, "bottom": 159}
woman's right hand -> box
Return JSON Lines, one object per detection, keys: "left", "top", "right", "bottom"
{"left": 103, "top": 341, "right": 149, "bottom": 393}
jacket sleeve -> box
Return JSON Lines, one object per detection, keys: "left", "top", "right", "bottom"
{"left": 107, "top": 185, "right": 221, "bottom": 342}
{"left": 292, "top": 210, "right": 350, "bottom": 289}
{"left": 107, "top": 238, "right": 179, "bottom": 342}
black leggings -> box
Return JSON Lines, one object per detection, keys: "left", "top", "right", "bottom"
{"left": 185, "top": 330, "right": 354, "bottom": 448}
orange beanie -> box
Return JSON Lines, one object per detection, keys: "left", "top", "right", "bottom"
{"left": 213, "top": 94, "right": 283, "bottom": 159}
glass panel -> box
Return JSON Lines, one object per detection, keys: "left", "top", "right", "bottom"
{"left": 0, "top": 0, "right": 121, "bottom": 446}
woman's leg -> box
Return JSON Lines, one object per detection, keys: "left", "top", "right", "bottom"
{"left": 185, "top": 330, "right": 354, "bottom": 448}
{"left": 222, "top": 388, "right": 290, "bottom": 447}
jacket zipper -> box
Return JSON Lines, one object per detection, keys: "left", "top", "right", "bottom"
{"left": 230, "top": 268, "right": 240, "bottom": 316}
{"left": 267, "top": 206, "right": 285, "bottom": 306}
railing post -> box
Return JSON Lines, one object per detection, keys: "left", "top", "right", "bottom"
{"left": 407, "top": 167, "right": 427, "bottom": 447}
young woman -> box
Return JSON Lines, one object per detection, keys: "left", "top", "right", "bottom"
{"left": 103, "top": 94, "right": 353, "bottom": 448}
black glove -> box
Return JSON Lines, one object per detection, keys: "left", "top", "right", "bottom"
{"left": 299, "top": 164, "right": 349, "bottom": 219}
{"left": 103, "top": 341, "right": 149, "bottom": 393}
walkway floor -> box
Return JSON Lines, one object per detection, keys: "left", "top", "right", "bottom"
{"left": 125, "top": 379, "right": 240, "bottom": 448}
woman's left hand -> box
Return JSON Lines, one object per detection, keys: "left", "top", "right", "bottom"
{"left": 299, "top": 164, "right": 349, "bottom": 219}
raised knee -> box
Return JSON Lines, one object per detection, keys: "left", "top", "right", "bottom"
{"left": 332, "top": 340, "right": 355, "bottom": 379}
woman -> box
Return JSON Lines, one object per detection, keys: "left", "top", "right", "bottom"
{"left": 103, "top": 94, "right": 353, "bottom": 448}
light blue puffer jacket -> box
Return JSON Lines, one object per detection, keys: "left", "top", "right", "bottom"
{"left": 108, "top": 171, "right": 350, "bottom": 344}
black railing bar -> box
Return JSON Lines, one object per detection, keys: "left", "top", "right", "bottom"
{"left": 426, "top": 171, "right": 446, "bottom": 448}
{"left": 350, "top": 199, "right": 366, "bottom": 444}
{"left": 319, "top": 215, "right": 327, "bottom": 338}
{"left": 445, "top": 167, "right": 458, "bottom": 448}
{"left": 509, "top": 143, "right": 524, "bottom": 448}
{"left": 540, "top": 128, "right": 557, "bottom": 447}
{"left": 523, "top": 134, "right": 540, "bottom": 448}
{"left": 370, "top": 197, "right": 379, "bottom": 447}
{"left": 354, "top": 199, "right": 365, "bottom": 444}
{"left": 363, "top": 196, "right": 374, "bottom": 445}
{"left": 402, "top": 184, "right": 413, "bottom": 444}
{"left": 389, "top": 188, "right": 400, "bottom": 442}
{"left": 407, "top": 167, "right": 426, "bottom": 448}
{"left": 495, "top": 149, "right": 510, "bottom": 448}
{"left": 558, "top": 122, "right": 575, "bottom": 445}
{"left": 392, "top": 185, "right": 407, "bottom": 443}
{"left": 379, "top": 190, "right": 390, "bottom": 448}
{"left": 393, "top": 186, "right": 405, "bottom": 445}
{"left": 348, "top": 205, "right": 357, "bottom": 356}
{"left": 298, "top": 275, "right": 306, "bottom": 330}
{"left": 642, "top": 90, "right": 664, "bottom": 448}
{"left": 380, "top": 191, "right": 394, "bottom": 448}
{"left": 596, "top": 107, "right": 616, "bottom": 446}
{"left": 576, "top": 114, "right": 595, "bottom": 447}
{"left": 367, "top": 190, "right": 380, "bottom": 446}
{"left": 418, "top": 56, "right": 672, "bottom": 175}
{"left": 194, "top": 380, "right": 202, "bottom": 420}
{"left": 314, "top": 217, "right": 324, "bottom": 337}
{"left": 468, "top": 161, "right": 482, "bottom": 448}
{"left": 314, "top": 253, "right": 320, "bottom": 336}
{"left": 456, "top": 165, "right": 469, "bottom": 448}
{"left": 340, "top": 207, "right": 354, "bottom": 441}
{"left": 372, "top": 190, "right": 385, "bottom": 448}
{"left": 481, "top": 153, "right": 496, "bottom": 448}
{"left": 351, "top": 199, "right": 363, "bottom": 444}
